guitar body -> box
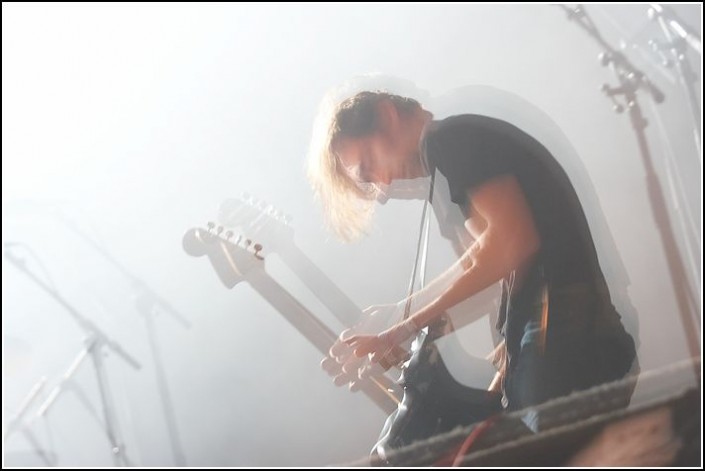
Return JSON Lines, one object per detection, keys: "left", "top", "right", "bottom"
{"left": 373, "top": 315, "right": 503, "bottom": 462}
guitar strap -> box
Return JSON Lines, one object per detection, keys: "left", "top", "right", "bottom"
{"left": 402, "top": 170, "right": 435, "bottom": 321}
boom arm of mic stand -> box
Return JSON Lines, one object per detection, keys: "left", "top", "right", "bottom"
{"left": 61, "top": 217, "right": 192, "bottom": 329}
{"left": 559, "top": 4, "right": 666, "bottom": 105}
{"left": 649, "top": 3, "right": 702, "bottom": 55}
{"left": 4, "top": 248, "right": 142, "bottom": 371}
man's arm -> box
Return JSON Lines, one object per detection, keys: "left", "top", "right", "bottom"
{"left": 406, "top": 174, "right": 540, "bottom": 330}
{"left": 346, "top": 174, "right": 541, "bottom": 357}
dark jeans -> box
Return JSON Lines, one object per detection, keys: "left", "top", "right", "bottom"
{"left": 502, "top": 272, "right": 637, "bottom": 412}
{"left": 504, "top": 319, "right": 637, "bottom": 411}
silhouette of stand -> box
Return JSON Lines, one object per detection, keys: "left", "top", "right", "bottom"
{"left": 61, "top": 216, "right": 190, "bottom": 466}
{"left": 560, "top": 3, "right": 700, "bottom": 382}
{"left": 3, "top": 378, "right": 56, "bottom": 466}
{"left": 5, "top": 245, "right": 141, "bottom": 466}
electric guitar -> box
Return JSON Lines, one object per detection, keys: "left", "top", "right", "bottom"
{"left": 218, "top": 195, "right": 413, "bottom": 371}
{"left": 208, "top": 193, "right": 506, "bottom": 458}
{"left": 182, "top": 224, "right": 400, "bottom": 414}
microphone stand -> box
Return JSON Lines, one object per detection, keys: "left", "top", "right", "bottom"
{"left": 647, "top": 3, "right": 701, "bottom": 155}
{"left": 5, "top": 246, "right": 142, "bottom": 466}
{"left": 560, "top": 5, "right": 701, "bottom": 381}
{"left": 3, "top": 378, "right": 56, "bottom": 466}
{"left": 60, "top": 216, "right": 190, "bottom": 466}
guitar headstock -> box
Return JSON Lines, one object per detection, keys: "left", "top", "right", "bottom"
{"left": 183, "top": 223, "right": 265, "bottom": 288}
{"left": 218, "top": 194, "right": 294, "bottom": 254}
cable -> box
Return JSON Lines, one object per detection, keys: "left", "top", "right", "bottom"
{"left": 451, "top": 415, "right": 500, "bottom": 467}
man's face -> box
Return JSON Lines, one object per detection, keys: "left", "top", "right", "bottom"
{"left": 336, "top": 129, "right": 411, "bottom": 188}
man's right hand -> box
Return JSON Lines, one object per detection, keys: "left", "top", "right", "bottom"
{"left": 321, "top": 328, "right": 368, "bottom": 390}
{"left": 320, "top": 303, "right": 410, "bottom": 390}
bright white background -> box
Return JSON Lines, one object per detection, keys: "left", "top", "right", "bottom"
{"left": 3, "top": 4, "right": 701, "bottom": 466}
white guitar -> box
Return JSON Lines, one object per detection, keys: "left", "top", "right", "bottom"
{"left": 217, "top": 195, "right": 414, "bottom": 377}
{"left": 182, "top": 223, "right": 400, "bottom": 414}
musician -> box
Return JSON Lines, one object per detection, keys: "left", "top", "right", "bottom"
{"left": 308, "top": 91, "right": 636, "bottom": 451}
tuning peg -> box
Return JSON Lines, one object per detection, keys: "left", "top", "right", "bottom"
{"left": 216, "top": 226, "right": 224, "bottom": 235}
{"left": 599, "top": 83, "right": 627, "bottom": 114}
{"left": 566, "top": 5, "right": 583, "bottom": 19}
{"left": 207, "top": 221, "right": 216, "bottom": 232}
{"left": 283, "top": 214, "right": 293, "bottom": 225}
{"left": 627, "top": 71, "right": 644, "bottom": 85}
{"left": 598, "top": 52, "right": 612, "bottom": 67}
{"left": 244, "top": 239, "right": 252, "bottom": 247}
{"left": 225, "top": 230, "right": 234, "bottom": 240}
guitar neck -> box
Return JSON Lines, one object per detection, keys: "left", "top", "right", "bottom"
{"left": 245, "top": 269, "right": 400, "bottom": 414}
{"left": 278, "top": 243, "right": 362, "bottom": 326}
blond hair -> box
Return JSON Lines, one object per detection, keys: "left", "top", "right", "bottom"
{"left": 307, "top": 91, "right": 421, "bottom": 241}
